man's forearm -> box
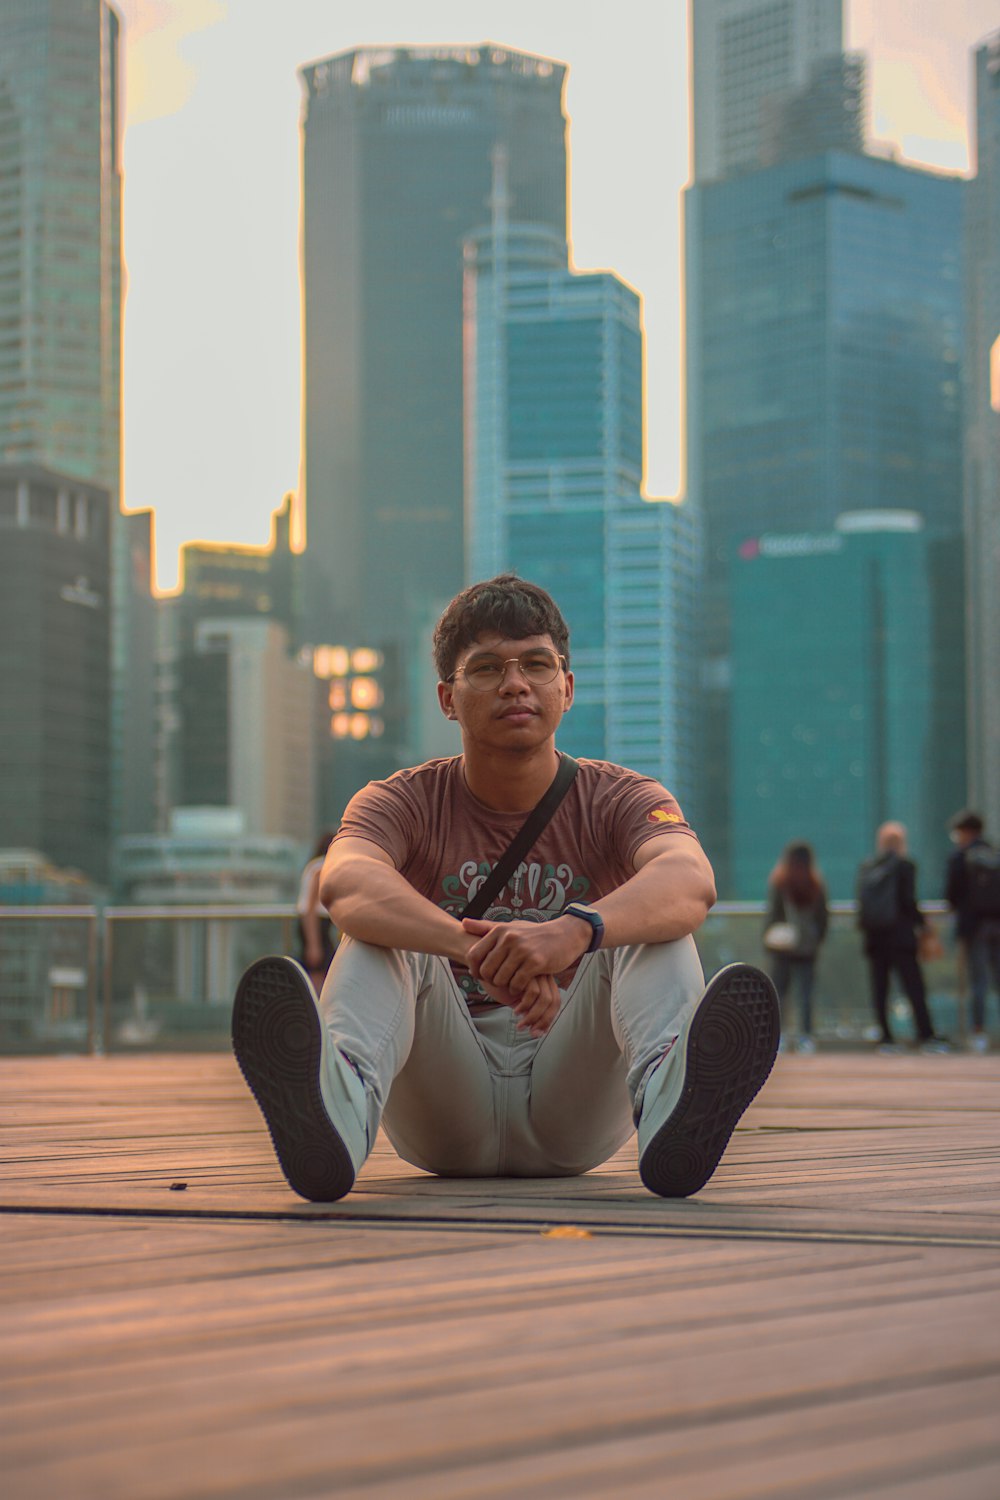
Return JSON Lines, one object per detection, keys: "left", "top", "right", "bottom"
{"left": 321, "top": 856, "right": 471, "bottom": 962}
{"left": 595, "top": 845, "right": 716, "bottom": 947}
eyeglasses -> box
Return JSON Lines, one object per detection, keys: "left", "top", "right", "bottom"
{"left": 448, "top": 648, "right": 567, "bottom": 692}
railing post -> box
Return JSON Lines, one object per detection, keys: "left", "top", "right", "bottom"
{"left": 86, "top": 911, "right": 99, "bottom": 1056}
{"left": 101, "top": 913, "right": 113, "bottom": 1056}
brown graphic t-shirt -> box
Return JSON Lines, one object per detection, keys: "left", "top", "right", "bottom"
{"left": 335, "top": 756, "right": 698, "bottom": 1009}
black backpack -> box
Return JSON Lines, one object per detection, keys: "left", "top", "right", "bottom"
{"left": 857, "top": 856, "right": 900, "bottom": 931}
{"left": 965, "top": 844, "right": 1000, "bottom": 918}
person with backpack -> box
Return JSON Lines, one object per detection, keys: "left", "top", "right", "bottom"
{"left": 763, "top": 842, "right": 828, "bottom": 1053}
{"left": 945, "top": 809, "right": 1000, "bottom": 1052}
{"left": 857, "top": 822, "right": 942, "bottom": 1051}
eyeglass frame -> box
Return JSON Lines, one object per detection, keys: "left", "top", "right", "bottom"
{"left": 445, "top": 649, "right": 569, "bottom": 692}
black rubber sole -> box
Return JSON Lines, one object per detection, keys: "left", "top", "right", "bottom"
{"left": 231, "top": 956, "right": 356, "bottom": 1203}
{"left": 639, "top": 963, "right": 780, "bottom": 1199}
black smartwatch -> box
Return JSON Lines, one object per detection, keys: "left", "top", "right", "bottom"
{"left": 562, "top": 901, "right": 605, "bottom": 953}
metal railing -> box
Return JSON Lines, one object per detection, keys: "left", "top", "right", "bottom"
{"left": 0, "top": 900, "right": 965, "bottom": 1055}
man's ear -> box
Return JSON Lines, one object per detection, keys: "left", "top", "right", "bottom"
{"left": 563, "top": 670, "right": 574, "bottom": 714}
{"left": 437, "top": 681, "right": 457, "bottom": 720}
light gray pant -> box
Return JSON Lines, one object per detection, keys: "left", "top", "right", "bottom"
{"left": 318, "top": 934, "right": 706, "bottom": 1178}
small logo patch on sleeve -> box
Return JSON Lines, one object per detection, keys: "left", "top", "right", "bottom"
{"left": 648, "top": 805, "right": 682, "bottom": 825}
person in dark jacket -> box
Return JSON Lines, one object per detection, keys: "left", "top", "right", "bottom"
{"left": 945, "top": 809, "right": 1000, "bottom": 1053}
{"left": 764, "top": 842, "right": 828, "bottom": 1052}
{"left": 857, "top": 822, "right": 941, "bottom": 1050}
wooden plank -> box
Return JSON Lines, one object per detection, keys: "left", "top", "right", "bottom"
{"left": 1, "top": 1054, "right": 999, "bottom": 1498}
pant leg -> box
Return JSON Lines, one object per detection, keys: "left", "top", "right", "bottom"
{"left": 987, "top": 933, "right": 1000, "bottom": 1022}
{"left": 524, "top": 935, "right": 706, "bottom": 1174}
{"left": 894, "top": 948, "right": 934, "bottom": 1042}
{"left": 318, "top": 935, "right": 499, "bottom": 1175}
{"left": 796, "top": 958, "right": 816, "bottom": 1036}
{"left": 967, "top": 933, "right": 990, "bottom": 1032}
{"left": 868, "top": 947, "right": 892, "bottom": 1041}
{"left": 770, "top": 954, "right": 792, "bottom": 1032}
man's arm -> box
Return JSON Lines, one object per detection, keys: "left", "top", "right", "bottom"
{"left": 464, "top": 834, "right": 716, "bottom": 996}
{"left": 320, "top": 836, "right": 562, "bottom": 1034}
{"left": 320, "top": 837, "right": 471, "bottom": 961}
{"left": 300, "top": 864, "right": 327, "bottom": 970}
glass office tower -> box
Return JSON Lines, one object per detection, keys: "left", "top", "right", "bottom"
{"left": 0, "top": 0, "right": 121, "bottom": 492}
{"left": 465, "top": 226, "right": 698, "bottom": 805}
{"left": 0, "top": 466, "right": 112, "bottom": 884}
{"left": 0, "top": 1, "right": 125, "bottom": 880}
{"left": 730, "top": 515, "right": 955, "bottom": 898}
{"left": 690, "top": 0, "right": 844, "bottom": 184}
{"left": 964, "top": 31, "right": 1000, "bottom": 837}
{"left": 686, "top": 147, "right": 964, "bottom": 890}
{"left": 300, "top": 45, "right": 568, "bottom": 772}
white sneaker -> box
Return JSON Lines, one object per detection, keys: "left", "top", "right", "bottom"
{"left": 232, "top": 956, "right": 369, "bottom": 1201}
{"left": 969, "top": 1033, "right": 990, "bottom": 1054}
{"left": 637, "top": 964, "right": 780, "bottom": 1198}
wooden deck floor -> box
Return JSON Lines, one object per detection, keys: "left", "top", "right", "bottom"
{"left": 2, "top": 1050, "right": 999, "bottom": 1499}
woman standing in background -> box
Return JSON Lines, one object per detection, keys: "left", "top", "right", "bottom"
{"left": 764, "top": 842, "right": 829, "bottom": 1053}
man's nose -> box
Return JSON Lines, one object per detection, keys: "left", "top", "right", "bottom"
{"left": 498, "top": 658, "right": 531, "bottom": 691}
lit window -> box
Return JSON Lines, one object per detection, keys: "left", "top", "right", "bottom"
{"left": 351, "top": 676, "right": 382, "bottom": 710}
{"left": 351, "top": 647, "right": 383, "bottom": 672}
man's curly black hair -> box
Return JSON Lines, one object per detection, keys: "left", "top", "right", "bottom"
{"left": 433, "top": 574, "right": 571, "bottom": 682}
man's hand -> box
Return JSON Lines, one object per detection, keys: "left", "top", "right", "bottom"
{"left": 462, "top": 916, "right": 590, "bottom": 996}
{"left": 477, "top": 970, "right": 563, "bottom": 1036}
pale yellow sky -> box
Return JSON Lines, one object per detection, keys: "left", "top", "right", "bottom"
{"left": 115, "top": 1, "right": 999, "bottom": 588}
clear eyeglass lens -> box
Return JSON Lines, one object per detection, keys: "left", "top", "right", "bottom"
{"left": 464, "top": 651, "right": 561, "bottom": 690}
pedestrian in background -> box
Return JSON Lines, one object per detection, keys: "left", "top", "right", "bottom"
{"left": 764, "top": 842, "right": 828, "bottom": 1053}
{"left": 857, "top": 822, "right": 944, "bottom": 1052}
{"left": 945, "top": 810, "right": 1000, "bottom": 1053}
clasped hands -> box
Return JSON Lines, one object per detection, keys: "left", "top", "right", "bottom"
{"left": 460, "top": 915, "right": 593, "bottom": 1037}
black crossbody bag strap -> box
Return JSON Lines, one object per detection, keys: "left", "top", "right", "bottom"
{"left": 460, "top": 753, "right": 579, "bottom": 920}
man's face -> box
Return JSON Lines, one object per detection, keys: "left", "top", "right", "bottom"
{"left": 437, "top": 633, "right": 574, "bottom": 753}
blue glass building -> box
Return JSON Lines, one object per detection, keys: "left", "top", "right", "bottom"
{"left": 730, "top": 514, "right": 953, "bottom": 898}
{"left": 686, "top": 148, "right": 965, "bottom": 890}
{"left": 465, "top": 226, "right": 697, "bottom": 805}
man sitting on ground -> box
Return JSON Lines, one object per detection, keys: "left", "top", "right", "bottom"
{"left": 232, "top": 575, "right": 780, "bottom": 1201}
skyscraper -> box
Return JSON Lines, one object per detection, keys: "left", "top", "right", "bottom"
{"left": 688, "top": 151, "right": 965, "bottom": 889}
{"left": 690, "top": 0, "right": 845, "bottom": 183}
{"left": 0, "top": 0, "right": 121, "bottom": 491}
{"left": 731, "top": 515, "right": 944, "bottom": 897}
{"left": 0, "top": 465, "right": 112, "bottom": 883}
{"left": 0, "top": 0, "right": 124, "bottom": 882}
{"left": 686, "top": 2, "right": 965, "bottom": 891}
{"left": 964, "top": 30, "right": 1000, "bottom": 836}
{"left": 299, "top": 44, "right": 568, "bottom": 769}
{"left": 464, "top": 225, "right": 698, "bottom": 804}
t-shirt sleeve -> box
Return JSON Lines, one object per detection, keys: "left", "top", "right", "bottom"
{"left": 604, "top": 772, "right": 698, "bottom": 869}
{"left": 334, "top": 777, "right": 420, "bottom": 870}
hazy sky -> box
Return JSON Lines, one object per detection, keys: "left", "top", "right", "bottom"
{"left": 116, "top": 0, "right": 999, "bottom": 589}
